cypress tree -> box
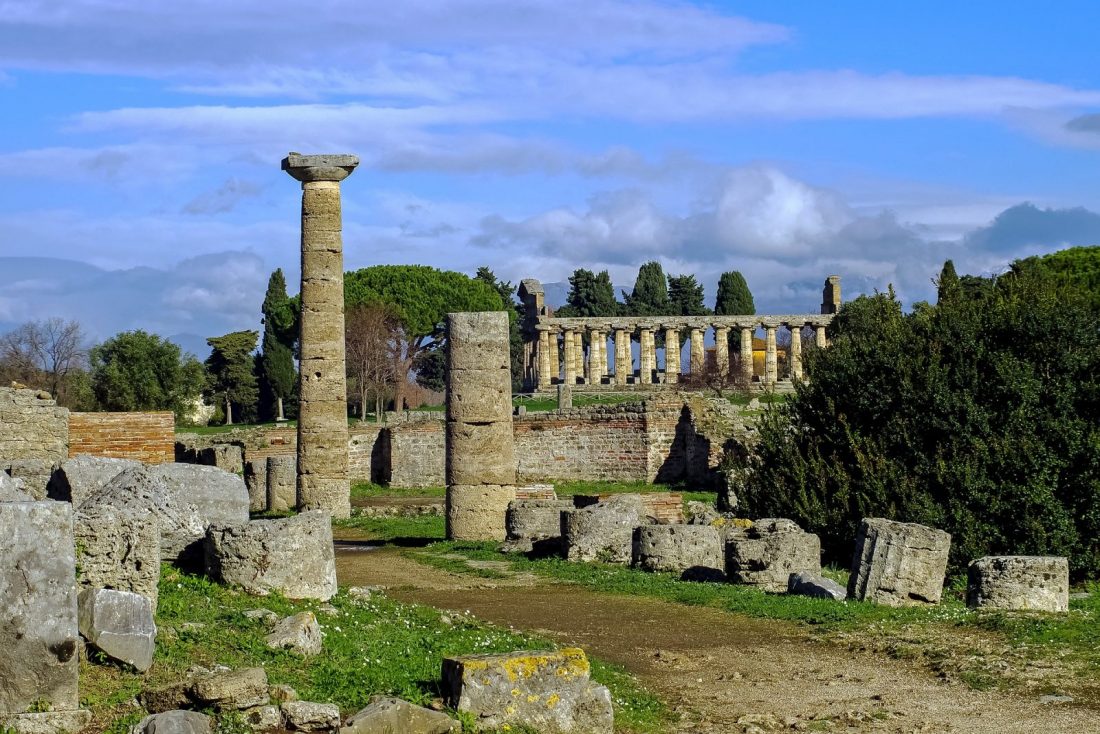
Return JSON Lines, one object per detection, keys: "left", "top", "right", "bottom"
{"left": 714, "top": 271, "right": 755, "bottom": 315}
{"left": 622, "top": 261, "right": 671, "bottom": 316}
{"left": 936, "top": 259, "right": 962, "bottom": 304}
{"left": 205, "top": 330, "right": 259, "bottom": 425}
{"left": 668, "top": 274, "right": 710, "bottom": 316}
{"left": 259, "top": 269, "right": 297, "bottom": 421}
{"left": 560, "top": 268, "right": 619, "bottom": 317}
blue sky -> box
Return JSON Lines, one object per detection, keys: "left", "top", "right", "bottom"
{"left": 2, "top": 1, "right": 1100, "bottom": 354}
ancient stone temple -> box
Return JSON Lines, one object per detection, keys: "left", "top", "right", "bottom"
{"left": 445, "top": 312, "right": 516, "bottom": 540}
{"left": 281, "top": 153, "right": 358, "bottom": 519}
{"left": 518, "top": 276, "right": 841, "bottom": 392}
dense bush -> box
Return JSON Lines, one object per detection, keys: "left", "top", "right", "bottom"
{"left": 738, "top": 265, "right": 1100, "bottom": 578}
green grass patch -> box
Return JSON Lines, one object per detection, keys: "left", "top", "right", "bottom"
{"left": 335, "top": 514, "right": 446, "bottom": 542}
{"left": 513, "top": 393, "right": 644, "bottom": 412}
{"left": 80, "top": 565, "right": 670, "bottom": 733}
{"left": 351, "top": 482, "right": 446, "bottom": 500}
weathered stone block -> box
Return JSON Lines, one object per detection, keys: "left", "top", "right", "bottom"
{"left": 134, "top": 711, "right": 212, "bottom": 734}
{"left": 848, "top": 518, "right": 951, "bottom": 606}
{"left": 0, "top": 470, "right": 33, "bottom": 502}
{"left": 0, "top": 501, "right": 80, "bottom": 713}
{"left": 244, "top": 460, "right": 268, "bottom": 512}
{"left": 198, "top": 445, "right": 244, "bottom": 475}
{"left": 0, "top": 710, "right": 91, "bottom": 734}
{"left": 446, "top": 485, "right": 515, "bottom": 542}
{"left": 442, "top": 648, "right": 612, "bottom": 734}
{"left": 342, "top": 697, "right": 458, "bottom": 734}
{"left": 563, "top": 494, "right": 649, "bottom": 564}
{"left": 281, "top": 701, "right": 340, "bottom": 732}
{"left": 445, "top": 312, "right": 510, "bottom": 371}
{"left": 725, "top": 519, "right": 821, "bottom": 592}
{"left": 77, "top": 588, "right": 157, "bottom": 672}
{"left": 445, "top": 421, "right": 515, "bottom": 486}
{"left": 205, "top": 511, "right": 337, "bottom": 601}
{"left": 266, "top": 456, "right": 296, "bottom": 512}
{"left": 633, "top": 524, "right": 724, "bottom": 579}
{"left": 47, "top": 455, "right": 141, "bottom": 504}
{"left": 446, "top": 368, "right": 512, "bottom": 423}
{"left": 967, "top": 556, "right": 1069, "bottom": 612}
{"left": 148, "top": 463, "right": 250, "bottom": 530}
{"left": 4, "top": 459, "right": 57, "bottom": 500}
{"left": 191, "top": 668, "right": 269, "bottom": 711}
{"left": 265, "top": 612, "right": 322, "bottom": 656}
{"left": 787, "top": 571, "right": 847, "bottom": 601}
{"left": 502, "top": 499, "right": 573, "bottom": 554}
{"left": 74, "top": 505, "right": 161, "bottom": 609}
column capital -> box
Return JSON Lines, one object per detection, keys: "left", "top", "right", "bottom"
{"left": 282, "top": 152, "right": 359, "bottom": 183}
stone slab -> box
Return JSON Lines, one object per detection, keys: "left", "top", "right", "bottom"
{"left": 77, "top": 588, "right": 157, "bottom": 672}
{"left": 848, "top": 518, "right": 951, "bottom": 606}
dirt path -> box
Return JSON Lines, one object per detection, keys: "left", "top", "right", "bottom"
{"left": 335, "top": 544, "right": 1093, "bottom": 733}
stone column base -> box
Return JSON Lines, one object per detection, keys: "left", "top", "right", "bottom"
{"left": 446, "top": 485, "right": 516, "bottom": 541}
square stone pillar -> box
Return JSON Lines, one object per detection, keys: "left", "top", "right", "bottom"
{"left": 764, "top": 325, "right": 778, "bottom": 385}
{"left": 789, "top": 323, "right": 804, "bottom": 380}
{"left": 664, "top": 328, "right": 680, "bottom": 384}
{"left": 614, "top": 328, "right": 630, "bottom": 385}
{"left": 689, "top": 328, "right": 705, "bottom": 375}
{"left": 282, "top": 152, "right": 358, "bottom": 520}
{"left": 445, "top": 312, "right": 516, "bottom": 541}
{"left": 715, "top": 326, "right": 730, "bottom": 376}
{"left": 740, "top": 327, "right": 754, "bottom": 384}
{"left": 537, "top": 329, "right": 552, "bottom": 390}
{"left": 562, "top": 330, "right": 577, "bottom": 385}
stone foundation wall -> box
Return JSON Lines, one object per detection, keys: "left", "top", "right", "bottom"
{"left": 68, "top": 412, "right": 175, "bottom": 464}
{"left": 348, "top": 425, "right": 386, "bottom": 484}
{"left": 385, "top": 421, "right": 445, "bottom": 488}
{"left": 0, "top": 387, "right": 69, "bottom": 464}
{"left": 514, "top": 405, "right": 650, "bottom": 483}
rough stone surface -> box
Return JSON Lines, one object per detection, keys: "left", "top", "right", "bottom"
{"left": 342, "top": 697, "right": 458, "bottom": 734}
{"left": 633, "top": 524, "right": 724, "bottom": 578}
{"left": 266, "top": 456, "right": 296, "bottom": 512}
{"left": 848, "top": 518, "right": 951, "bottom": 606}
{"left": 446, "top": 484, "right": 515, "bottom": 542}
{"left": 563, "top": 494, "right": 649, "bottom": 564}
{"left": 191, "top": 668, "right": 270, "bottom": 711}
{"left": 199, "top": 445, "right": 244, "bottom": 475}
{"left": 243, "top": 705, "right": 283, "bottom": 731}
{"left": 265, "top": 612, "right": 322, "bottom": 656}
{"left": 0, "top": 387, "right": 68, "bottom": 472}
{"left": 967, "top": 556, "right": 1069, "bottom": 612}
{"left": 148, "top": 463, "right": 250, "bottom": 530}
{"left": 502, "top": 499, "right": 573, "bottom": 554}
{"left": 47, "top": 455, "right": 141, "bottom": 504}
{"left": 725, "top": 519, "right": 821, "bottom": 592}
{"left": 3, "top": 459, "right": 57, "bottom": 500}
{"left": 244, "top": 460, "right": 268, "bottom": 512}
{"left": 442, "top": 648, "right": 613, "bottom": 734}
{"left": 80, "top": 466, "right": 206, "bottom": 564}
{"left": 0, "top": 710, "right": 91, "bottom": 734}
{"left": 78, "top": 588, "right": 157, "bottom": 672}
{"left": 133, "top": 711, "right": 212, "bottom": 734}
{"left": 0, "top": 501, "right": 80, "bottom": 713}
{"left": 787, "top": 572, "right": 847, "bottom": 601}
{"left": 74, "top": 505, "right": 161, "bottom": 609}
{"left": 282, "top": 701, "right": 340, "bottom": 732}
{"left": 205, "top": 511, "right": 337, "bottom": 601}
{"left": 0, "top": 469, "right": 33, "bottom": 501}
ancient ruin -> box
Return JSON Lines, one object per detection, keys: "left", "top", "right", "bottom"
{"left": 518, "top": 276, "right": 840, "bottom": 392}
{"left": 282, "top": 152, "right": 359, "bottom": 520}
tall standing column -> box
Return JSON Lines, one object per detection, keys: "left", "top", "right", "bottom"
{"left": 715, "top": 326, "right": 730, "bottom": 376}
{"left": 789, "top": 323, "right": 804, "bottom": 380}
{"left": 445, "top": 312, "right": 516, "bottom": 540}
{"left": 764, "top": 325, "right": 778, "bottom": 385}
{"left": 664, "top": 328, "right": 680, "bottom": 384}
{"left": 591, "top": 329, "right": 604, "bottom": 384}
{"left": 537, "top": 329, "right": 551, "bottom": 390}
{"left": 573, "top": 330, "right": 585, "bottom": 383}
{"left": 689, "top": 328, "right": 705, "bottom": 375}
{"left": 740, "top": 327, "right": 754, "bottom": 384}
{"left": 562, "top": 329, "right": 577, "bottom": 385}
{"left": 639, "top": 328, "right": 654, "bottom": 384}
{"left": 614, "top": 328, "right": 630, "bottom": 385}
{"left": 282, "top": 152, "right": 358, "bottom": 519}
{"left": 815, "top": 324, "right": 827, "bottom": 348}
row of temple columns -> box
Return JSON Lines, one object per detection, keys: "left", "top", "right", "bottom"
{"left": 535, "top": 322, "right": 828, "bottom": 389}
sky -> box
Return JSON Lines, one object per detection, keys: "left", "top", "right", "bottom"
{"left": 2, "top": 1, "right": 1100, "bottom": 356}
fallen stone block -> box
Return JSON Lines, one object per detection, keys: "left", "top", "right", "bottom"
{"left": 141, "top": 681, "right": 196, "bottom": 714}
{"left": 78, "top": 588, "right": 157, "bottom": 672}
{"left": 133, "top": 710, "right": 212, "bottom": 734}
{"left": 148, "top": 463, "right": 249, "bottom": 530}
{"left": 787, "top": 572, "right": 847, "bottom": 601}
{"left": 442, "top": 648, "right": 613, "bottom": 734}
{"left": 243, "top": 705, "right": 283, "bottom": 731}
{"left": 4, "top": 459, "right": 57, "bottom": 500}
{"left": 79, "top": 466, "right": 206, "bottom": 564}
{"left": 502, "top": 499, "right": 573, "bottom": 554}
{"left": 0, "top": 501, "right": 80, "bottom": 713}
{"left": 198, "top": 445, "right": 244, "bottom": 475}
{"left": 244, "top": 460, "right": 268, "bottom": 513}
{"left": 266, "top": 456, "right": 296, "bottom": 513}
{"left": 725, "top": 519, "right": 821, "bottom": 592}
{"left": 265, "top": 612, "right": 322, "bottom": 656}
{"left": 0, "top": 470, "right": 33, "bottom": 502}
{"left": 0, "top": 710, "right": 92, "bottom": 734}
{"left": 967, "top": 556, "right": 1069, "bottom": 612}
{"left": 848, "top": 518, "right": 951, "bottom": 606}
{"left": 633, "top": 524, "right": 724, "bottom": 580}
{"left": 47, "top": 455, "right": 141, "bottom": 504}
{"left": 341, "top": 697, "right": 458, "bottom": 734}
{"left": 563, "top": 494, "right": 649, "bottom": 564}
{"left": 191, "top": 668, "right": 269, "bottom": 711}
{"left": 74, "top": 505, "right": 161, "bottom": 610}
{"left": 282, "top": 701, "right": 340, "bottom": 732}
{"left": 205, "top": 511, "right": 337, "bottom": 601}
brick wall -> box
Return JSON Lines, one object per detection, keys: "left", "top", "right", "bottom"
{"left": 68, "top": 411, "right": 174, "bottom": 464}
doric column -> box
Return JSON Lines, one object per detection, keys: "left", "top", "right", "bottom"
{"left": 715, "top": 326, "right": 730, "bottom": 376}
{"left": 689, "top": 328, "right": 705, "bottom": 375}
{"left": 591, "top": 329, "right": 604, "bottom": 384}
{"left": 614, "top": 328, "right": 630, "bottom": 385}
{"left": 764, "top": 325, "right": 778, "bottom": 384}
{"left": 639, "top": 328, "right": 654, "bottom": 384}
{"left": 537, "top": 328, "right": 551, "bottom": 390}
{"left": 573, "top": 330, "right": 585, "bottom": 383}
{"left": 815, "top": 324, "right": 827, "bottom": 348}
{"left": 664, "top": 328, "right": 680, "bottom": 384}
{"left": 562, "top": 329, "right": 577, "bottom": 384}
{"left": 789, "top": 323, "right": 804, "bottom": 380}
{"left": 445, "top": 312, "right": 516, "bottom": 540}
{"left": 282, "top": 152, "right": 358, "bottom": 520}
{"left": 740, "top": 327, "right": 754, "bottom": 384}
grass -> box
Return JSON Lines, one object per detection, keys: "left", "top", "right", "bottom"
{"left": 335, "top": 514, "right": 446, "bottom": 542}
{"left": 351, "top": 482, "right": 446, "bottom": 500}
{"left": 514, "top": 393, "right": 645, "bottom": 412}
{"left": 80, "top": 565, "right": 670, "bottom": 734}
